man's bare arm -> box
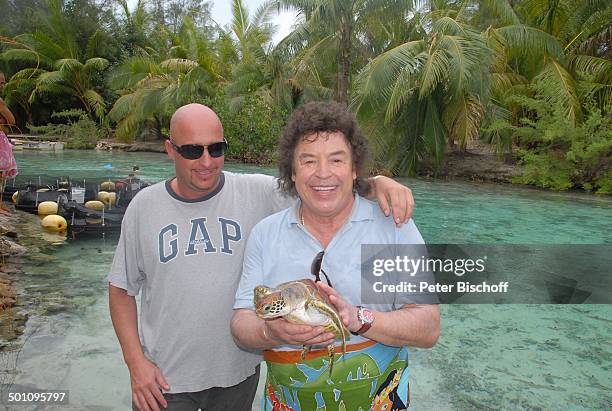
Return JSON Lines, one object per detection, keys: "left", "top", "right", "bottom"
{"left": 109, "top": 285, "right": 168, "bottom": 411}
{"left": 359, "top": 304, "right": 440, "bottom": 347}
{"left": 317, "top": 283, "right": 440, "bottom": 348}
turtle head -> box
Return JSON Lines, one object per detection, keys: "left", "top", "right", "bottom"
{"left": 254, "top": 291, "right": 288, "bottom": 319}
{"left": 254, "top": 285, "right": 271, "bottom": 303}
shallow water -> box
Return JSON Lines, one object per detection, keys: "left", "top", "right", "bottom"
{"left": 2, "top": 150, "right": 611, "bottom": 410}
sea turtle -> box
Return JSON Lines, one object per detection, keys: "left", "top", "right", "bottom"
{"left": 253, "top": 279, "right": 350, "bottom": 375}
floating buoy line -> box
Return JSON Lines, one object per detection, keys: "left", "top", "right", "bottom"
{"left": 5, "top": 174, "right": 150, "bottom": 237}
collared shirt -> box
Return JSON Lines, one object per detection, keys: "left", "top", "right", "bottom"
{"left": 234, "top": 194, "right": 427, "bottom": 349}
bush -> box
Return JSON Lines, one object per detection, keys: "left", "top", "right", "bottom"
{"left": 27, "top": 110, "right": 109, "bottom": 149}
{"left": 210, "top": 94, "right": 288, "bottom": 164}
{"left": 507, "top": 94, "right": 611, "bottom": 194}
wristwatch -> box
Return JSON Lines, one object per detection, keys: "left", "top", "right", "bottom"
{"left": 351, "top": 306, "right": 374, "bottom": 336}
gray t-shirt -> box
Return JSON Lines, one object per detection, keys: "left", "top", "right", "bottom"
{"left": 108, "top": 172, "right": 293, "bottom": 393}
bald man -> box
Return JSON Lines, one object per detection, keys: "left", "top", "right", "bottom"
{"left": 108, "top": 104, "right": 415, "bottom": 411}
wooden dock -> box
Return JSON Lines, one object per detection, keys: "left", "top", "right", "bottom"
{"left": 8, "top": 134, "right": 65, "bottom": 151}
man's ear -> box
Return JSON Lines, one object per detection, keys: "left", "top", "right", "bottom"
{"left": 165, "top": 139, "right": 175, "bottom": 160}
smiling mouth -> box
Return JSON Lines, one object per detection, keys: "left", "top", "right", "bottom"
{"left": 312, "top": 186, "right": 336, "bottom": 192}
{"left": 194, "top": 169, "right": 215, "bottom": 177}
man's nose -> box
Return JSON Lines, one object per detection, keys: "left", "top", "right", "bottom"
{"left": 315, "top": 159, "right": 332, "bottom": 178}
{"left": 197, "top": 148, "right": 213, "bottom": 166}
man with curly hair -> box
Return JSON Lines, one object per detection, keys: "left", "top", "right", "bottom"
{"left": 232, "top": 101, "right": 440, "bottom": 410}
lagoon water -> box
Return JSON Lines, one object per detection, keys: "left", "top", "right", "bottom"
{"left": 2, "top": 150, "right": 611, "bottom": 410}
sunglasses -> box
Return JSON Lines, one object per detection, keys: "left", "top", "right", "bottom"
{"left": 311, "top": 251, "right": 333, "bottom": 287}
{"left": 170, "top": 138, "right": 228, "bottom": 160}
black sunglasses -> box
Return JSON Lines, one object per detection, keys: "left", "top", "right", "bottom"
{"left": 311, "top": 251, "right": 333, "bottom": 287}
{"left": 170, "top": 139, "right": 228, "bottom": 160}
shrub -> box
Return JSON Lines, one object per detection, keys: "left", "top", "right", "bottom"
{"left": 506, "top": 94, "right": 611, "bottom": 194}
{"left": 27, "top": 110, "right": 109, "bottom": 149}
{"left": 210, "top": 94, "right": 288, "bottom": 165}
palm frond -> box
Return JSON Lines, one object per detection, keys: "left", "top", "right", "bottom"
{"left": 418, "top": 48, "right": 450, "bottom": 99}
{"left": 533, "top": 58, "right": 581, "bottom": 123}
{"left": 37, "top": 70, "right": 65, "bottom": 86}
{"left": 0, "top": 49, "right": 41, "bottom": 65}
{"left": 480, "top": 0, "right": 521, "bottom": 26}
{"left": 109, "top": 94, "right": 135, "bottom": 122}
{"left": 443, "top": 94, "right": 484, "bottom": 148}
{"left": 7, "top": 68, "right": 45, "bottom": 81}
{"left": 231, "top": 0, "right": 250, "bottom": 41}
{"left": 422, "top": 96, "right": 446, "bottom": 170}
{"left": 84, "top": 57, "right": 110, "bottom": 72}
{"left": 568, "top": 55, "right": 612, "bottom": 80}
{"left": 438, "top": 34, "right": 485, "bottom": 96}
{"left": 352, "top": 40, "right": 424, "bottom": 111}
{"left": 160, "top": 59, "right": 198, "bottom": 73}
{"left": 384, "top": 65, "right": 417, "bottom": 124}
{"left": 83, "top": 89, "right": 106, "bottom": 118}
{"left": 55, "top": 58, "right": 83, "bottom": 72}
{"left": 496, "top": 25, "right": 563, "bottom": 60}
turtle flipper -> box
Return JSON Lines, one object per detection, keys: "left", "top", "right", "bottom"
{"left": 309, "top": 299, "right": 349, "bottom": 361}
{"left": 327, "top": 344, "right": 335, "bottom": 377}
{"left": 301, "top": 345, "right": 312, "bottom": 360}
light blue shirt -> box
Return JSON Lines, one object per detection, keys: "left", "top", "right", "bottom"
{"left": 234, "top": 195, "right": 426, "bottom": 325}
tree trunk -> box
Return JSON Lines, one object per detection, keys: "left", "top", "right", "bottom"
{"left": 335, "top": 15, "right": 352, "bottom": 105}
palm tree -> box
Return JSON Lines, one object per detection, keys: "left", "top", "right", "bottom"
{"left": 0, "top": 0, "right": 110, "bottom": 121}
{"left": 222, "top": 0, "right": 301, "bottom": 111}
{"left": 274, "top": 0, "right": 416, "bottom": 104}
{"left": 108, "top": 17, "right": 221, "bottom": 141}
{"left": 352, "top": 6, "right": 491, "bottom": 174}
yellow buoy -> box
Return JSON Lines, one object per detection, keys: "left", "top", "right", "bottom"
{"left": 11, "top": 191, "right": 18, "bottom": 204}
{"left": 41, "top": 214, "right": 68, "bottom": 232}
{"left": 97, "top": 191, "right": 110, "bottom": 204}
{"left": 38, "top": 201, "right": 58, "bottom": 216}
{"left": 100, "top": 181, "right": 115, "bottom": 191}
{"left": 85, "top": 200, "right": 105, "bottom": 211}
{"left": 108, "top": 192, "right": 116, "bottom": 206}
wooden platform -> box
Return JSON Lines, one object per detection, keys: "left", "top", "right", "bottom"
{"left": 8, "top": 135, "right": 64, "bottom": 151}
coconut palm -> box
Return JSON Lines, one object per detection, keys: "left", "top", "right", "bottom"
{"left": 221, "top": 0, "right": 303, "bottom": 111}
{"left": 352, "top": 0, "right": 611, "bottom": 174}
{"left": 274, "top": 0, "right": 416, "bottom": 104}
{"left": 108, "top": 16, "right": 222, "bottom": 141}
{"left": 352, "top": 6, "right": 492, "bottom": 174}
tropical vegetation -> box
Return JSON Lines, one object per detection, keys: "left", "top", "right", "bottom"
{"left": 1, "top": 0, "right": 610, "bottom": 193}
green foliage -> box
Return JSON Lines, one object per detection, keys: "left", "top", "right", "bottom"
{"left": 2, "top": 0, "right": 611, "bottom": 194}
{"left": 28, "top": 109, "right": 108, "bottom": 148}
{"left": 212, "top": 94, "right": 287, "bottom": 164}
{"left": 508, "top": 91, "right": 611, "bottom": 193}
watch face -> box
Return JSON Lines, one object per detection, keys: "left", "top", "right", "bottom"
{"left": 360, "top": 308, "right": 374, "bottom": 324}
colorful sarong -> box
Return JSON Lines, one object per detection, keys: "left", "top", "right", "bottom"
{"left": 0, "top": 131, "right": 17, "bottom": 178}
{"left": 263, "top": 341, "right": 410, "bottom": 411}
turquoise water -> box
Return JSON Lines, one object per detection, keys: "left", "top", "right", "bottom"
{"left": 3, "top": 150, "right": 611, "bottom": 410}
